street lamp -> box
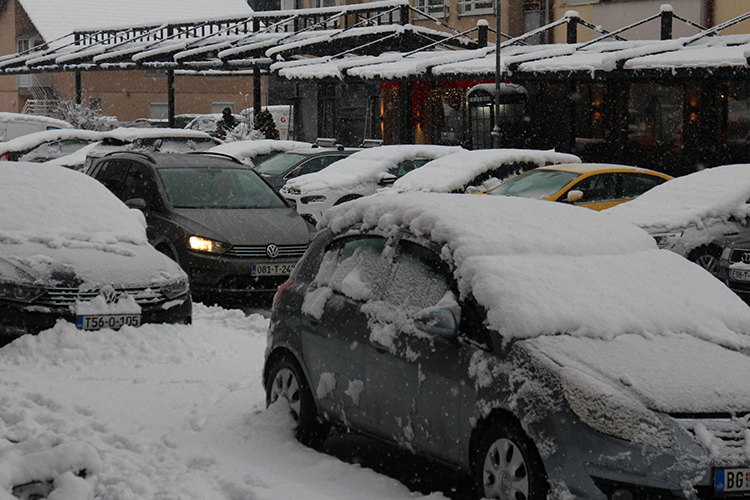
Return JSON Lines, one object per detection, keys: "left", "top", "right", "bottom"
{"left": 491, "top": 0, "right": 502, "bottom": 149}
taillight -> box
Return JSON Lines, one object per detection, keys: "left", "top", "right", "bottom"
{"left": 0, "top": 154, "right": 8, "bottom": 161}
{"left": 273, "top": 278, "right": 293, "bottom": 308}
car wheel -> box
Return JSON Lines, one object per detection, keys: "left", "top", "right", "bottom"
{"left": 266, "top": 355, "right": 330, "bottom": 449}
{"left": 474, "top": 419, "right": 548, "bottom": 500}
{"left": 688, "top": 245, "right": 721, "bottom": 276}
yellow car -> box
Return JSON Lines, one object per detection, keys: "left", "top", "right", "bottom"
{"left": 485, "top": 163, "right": 673, "bottom": 211}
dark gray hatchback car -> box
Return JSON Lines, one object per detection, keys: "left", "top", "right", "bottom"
{"left": 88, "top": 151, "right": 313, "bottom": 304}
{"left": 264, "top": 192, "right": 750, "bottom": 500}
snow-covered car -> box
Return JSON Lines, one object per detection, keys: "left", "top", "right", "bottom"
{"left": 0, "top": 162, "right": 192, "bottom": 341}
{"left": 717, "top": 234, "right": 750, "bottom": 303}
{"left": 82, "top": 127, "right": 221, "bottom": 173}
{"left": 208, "top": 139, "right": 312, "bottom": 168}
{"left": 605, "top": 164, "right": 750, "bottom": 275}
{"left": 280, "top": 144, "right": 464, "bottom": 224}
{"left": 87, "top": 151, "right": 313, "bottom": 305}
{"left": 0, "top": 112, "right": 72, "bottom": 141}
{"left": 390, "top": 148, "right": 582, "bottom": 194}
{"left": 253, "top": 145, "right": 360, "bottom": 191}
{"left": 265, "top": 191, "right": 750, "bottom": 500}
{"left": 0, "top": 128, "right": 106, "bottom": 163}
{"left": 486, "top": 163, "right": 672, "bottom": 210}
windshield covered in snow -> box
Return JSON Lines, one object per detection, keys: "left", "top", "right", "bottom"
{"left": 489, "top": 169, "right": 580, "bottom": 198}
{"left": 157, "top": 167, "right": 287, "bottom": 209}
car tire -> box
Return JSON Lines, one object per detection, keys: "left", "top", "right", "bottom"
{"left": 474, "top": 418, "right": 548, "bottom": 500}
{"left": 688, "top": 245, "right": 721, "bottom": 276}
{"left": 265, "top": 354, "right": 330, "bottom": 449}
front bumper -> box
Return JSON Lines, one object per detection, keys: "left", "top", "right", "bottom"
{"left": 0, "top": 294, "right": 192, "bottom": 338}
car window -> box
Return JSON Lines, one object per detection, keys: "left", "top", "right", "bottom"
{"left": 316, "top": 235, "right": 454, "bottom": 320}
{"left": 94, "top": 160, "right": 130, "bottom": 200}
{"left": 291, "top": 155, "right": 344, "bottom": 178}
{"left": 568, "top": 172, "right": 618, "bottom": 203}
{"left": 489, "top": 169, "right": 581, "bottom": 198}
{"left": 157, "top": 167, "right": 287, "bottom": 209}
{"left": 388, "top": 158, "right": 430, "bottom": 178}
{"left": 122, "top": 162, "right": 164, "bottom": 212}
{"left": 620, "top": 172, "right": 667, "bottom": 199}
{"left": 254, "top": 153, "right": 307, "bottom": 175}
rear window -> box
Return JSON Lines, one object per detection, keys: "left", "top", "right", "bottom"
{"left": 489, "top": 169, "right": 581, "bottom": 199}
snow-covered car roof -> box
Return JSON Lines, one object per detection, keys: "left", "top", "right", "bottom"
{"left": 0, "top": 128, "right": 106, "bottom": 156}
{"left": 604, "top": 164, "right": 750, "bottom": 231}
{"left": 321, "top": 191, "right": 750, "bottom": 344}
{"left": 391, "top": 148, "right": 582, "bottom": 193}
{"left": 100, "top": 127, "right": 216, "bottom": 142}
{"left": 0, "top": 112, "right": 72, "bottom": 128}
{"left": 209, "top": 139, "right": 312, "bottom": 165}
{"left": 282, "top": 144, "right": 465, "bottom": 193}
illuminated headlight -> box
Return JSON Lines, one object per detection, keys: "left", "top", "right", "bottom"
{"left": 161, "top": 278, "right": 189, "bottom": 299}
{"left": 651, "top": 231, "right": 683, "bottom": 249}
{"left": 561, "top": 370, "right": 671, "bottom": 448}
{"left": 188, "top": 236, "right": 230, "bottom": 254}
{"left": 0, "top": 282, "right": 46, "bottom": 303}
{"left": 301, "top": 195, "right": 326, "bottom": 204}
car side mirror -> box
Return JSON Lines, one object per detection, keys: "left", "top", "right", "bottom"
{"left": 566, "top": 190, "right": 584, "bottom": 203}
{"left": 414, "top": 308, "right": 457, "bottom": 338}
{"left": 378, "top": 173, "right": 397, "bottom": 186}
{"left": 126, "top": 198, "right": 148, "bottom": 211}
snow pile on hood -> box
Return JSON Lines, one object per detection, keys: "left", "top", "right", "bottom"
{"left": 322, "top": 191, "right": 750, "bottom": 343}
{"left": 283, "top": 145, "right": 465, "bottom": 194}
{"left": 605, "top": 164, "right": 750, "bottom": 230}
{"left": 209, "top": 139, "right": 312, "bottom": 164}
{"left": 0, "top": 162, "right": 147, "bottom": 247}
{"left": 391, "top": 149, "right": 581, "bottom": 193}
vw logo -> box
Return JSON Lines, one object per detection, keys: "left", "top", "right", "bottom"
{"left": 742, "top": 252, "right": 750, "bottom": 264}
{"left": 99, "top": 285, "right": 119, "bottom": 304}
{"left": 266, "top": 244, "right": 280, "bottom": 259}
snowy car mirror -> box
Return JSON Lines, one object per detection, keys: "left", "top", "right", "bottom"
{"left": 413, "top": 308, "right": 457, "bottom": 338}
{"left": 567, "top": 189, "right": 584, "bottom": 203}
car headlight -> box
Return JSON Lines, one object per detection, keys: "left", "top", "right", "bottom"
{"left": 161, "top": 278, "right": 189, "bottom": 299}
{"left": 301, "top": 195, "right": 326, "bottom": 204}
{"left": 561, "top": 369, "right": 672, "bottom": 448}
{"left": 0, "top": 282, "right": 46, "bottom": 303}
{"left": 651, "top": 231, "right": 683, "bottom": 249}
{"left": 188, "top": 236, "right": 230, "bottom": 254}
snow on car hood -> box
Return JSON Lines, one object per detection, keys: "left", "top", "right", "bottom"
{"left": 0, "top": 241, "right": 184, "bottom": 289}
{"left": 283, "top": 145, "right": 464, "bottom": 194}
{"left": 172, "top": 207, "right": 311, "bottom": 246}
{"left": 604, "top": 164, "right": 750, "bottom": 231}
{"left": 322, "top": 191, "right": 750, "bottom": 344}
{"left": 0, "top": 162, "right": 185, "bottom": 287}
{"left": 391, "top": 149, "right": 581, "bottom": 193}
{"left": 526, "top": 333, "right": 750, "bottom": 413}
{"left": 0, "top": 162, "right": 148, "bottom": 247}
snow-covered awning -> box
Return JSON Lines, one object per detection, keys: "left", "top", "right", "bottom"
{"left": 0, "top": 0, "right": 482, "bottom": 76}
{"left": 2, "top": 1, "right": 750, "bottom": 83}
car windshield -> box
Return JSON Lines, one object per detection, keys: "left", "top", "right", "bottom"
{"left": 253, "top": 153, "right": 307, "bottom": 175}
{"left": 19, "top": 139, "right": 94, "bottom": 162}
{"left": 157, "top": 167, "right": 288, "bottom": 209}
{"left": 488, "top": 169, "right": 581, "bottom": 198}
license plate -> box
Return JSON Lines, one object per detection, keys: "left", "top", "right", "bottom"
{"left": 729, "top": 269, "right": 750, "bottom": 282}
{"left": 76, "top": 314, "right": 141, "bottom": 331}
{"left": 252, "top": 263, "right": 295, "bottom": 276}
{"left": 716, "top": 468, "right": 750, "bottom": 493}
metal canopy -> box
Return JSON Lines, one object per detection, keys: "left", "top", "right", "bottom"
{"left": 0, "top": 0, "right": 483, "bottom": 76}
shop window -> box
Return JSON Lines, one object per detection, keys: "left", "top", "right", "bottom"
{"left": 626, "top": 83, "right": 683, "bottom": 172}
{"left": 727, "top": 81, "right": 750, "bottom": 147}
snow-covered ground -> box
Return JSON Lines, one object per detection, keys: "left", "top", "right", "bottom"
{"left": 0, "top": 304, "right": 452, "bottom": 500}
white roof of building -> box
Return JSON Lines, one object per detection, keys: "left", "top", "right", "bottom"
{"left": 18, "top": 0, "right": 253, "bottom": 43}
